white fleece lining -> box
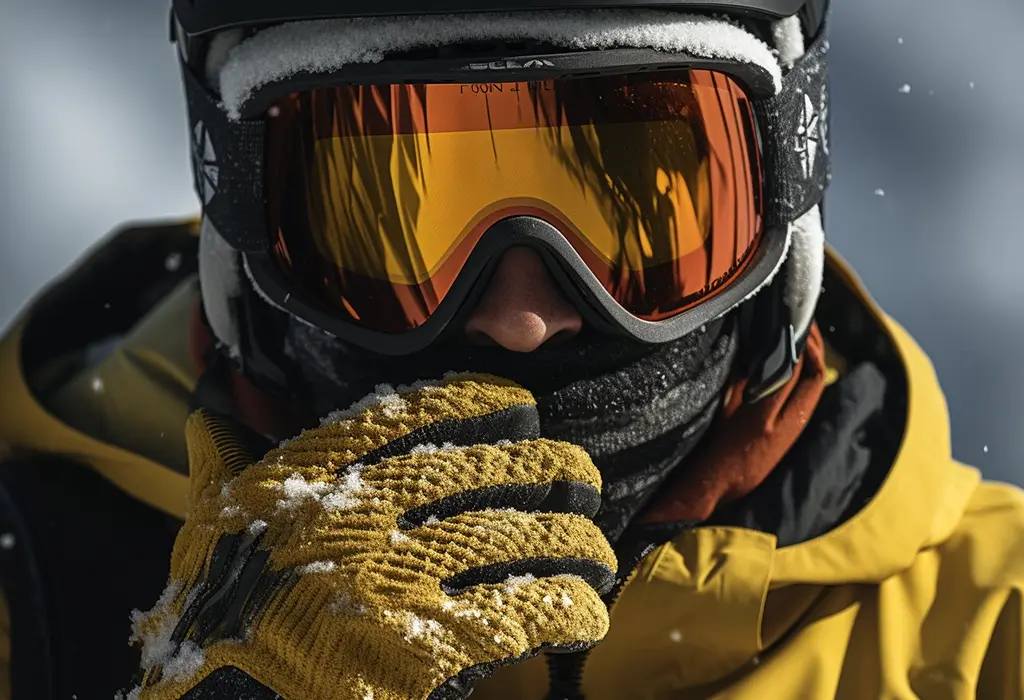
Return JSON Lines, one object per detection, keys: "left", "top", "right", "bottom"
{"left": 199, "top": 218, "right": 244, "bottom": 360}
{"left": 785, "top": 205, "right": 825, "bottom": 340}
{"left": 771, "top": 15, "right": 805, "bottom": 67}
{"left": 218, "top": 10, "right": 782, "bottom": 118}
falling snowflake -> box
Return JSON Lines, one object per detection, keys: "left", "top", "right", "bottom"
{"left": 165, "top": 252, "right": 183, "bottom": 272}
{"left": 897, "top": 37, "right": 904, "bottom": 44}
{"left": 898, "top": 84, "right": 912, "bottom": 94}
{"left": 874, "top": 189, "right": 886, "bottom": 197}
{"left": 0, "top": 533, "right": 15, "bottom": 550}
{"left": 91, "top": 377, "right": 104, "bottom": 393}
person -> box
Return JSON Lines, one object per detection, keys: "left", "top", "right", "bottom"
{"left": 1, "top": 0, "right": 1022, "bottom": 697}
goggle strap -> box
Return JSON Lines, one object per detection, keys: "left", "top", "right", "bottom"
{"left": 758, "top": 20, "right": 832, "bottom": 228}
{"left": 181, "top": 60, "right": 269, "bottom": 252}
{"left": 737, "top": 255, "right": 807, "bottom": 404}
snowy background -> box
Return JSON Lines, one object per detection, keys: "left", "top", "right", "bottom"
{"left": 1, "top": 0, "right": 1022, "bottom": 485}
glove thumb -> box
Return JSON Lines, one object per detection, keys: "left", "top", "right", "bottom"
{"left": 184, "top": 410, "right": 268, "bottom": 510}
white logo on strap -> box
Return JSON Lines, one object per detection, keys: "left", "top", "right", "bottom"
{"left": 795, "top": 92, "right": 821, "bottom": 180}
{"left": 192, "top": 121, "right": 219, "bottom": 206}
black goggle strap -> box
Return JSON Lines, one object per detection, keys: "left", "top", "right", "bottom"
{"left": 742, "top": 22, "right": 830, "bottom": 402}
{"left": 756, "top": 20, "right": 831, "bottom": 228}
{"left": 181, "top": 60, "right": 269, "bottom": 252}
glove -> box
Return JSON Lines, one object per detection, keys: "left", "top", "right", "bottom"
{"left": 130, "top": 374, "right": 618, "bottom": 700}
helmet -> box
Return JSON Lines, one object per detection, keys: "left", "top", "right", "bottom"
{"left": 175, "top": 0, "right": 831, "bottom": 404}
{"left": 171, "top": 1, "right": 826, "bottom": 40}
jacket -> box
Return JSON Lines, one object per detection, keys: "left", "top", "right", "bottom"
{"left": 1, "top": 220, "right": 1022, "bottom": 699}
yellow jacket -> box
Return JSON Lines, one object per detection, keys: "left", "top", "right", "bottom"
{"left": 1, "top": 221, "right": 1022, "bottom": 699}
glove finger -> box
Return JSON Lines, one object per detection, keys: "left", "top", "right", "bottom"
{"left": 457, "top": 574, "right": 610, "bottom": 648}
{"left": 398, "top": 511, "right": 617, "bottom": 596}
{"left": 210, "top": 438, "right": 601, "bottom": 532}
{"left": 262, "top": 374, "right": 539, "bottom": 472}
{"left": 434, "top": 575, "right": 610, "bottom": 689}
{"left": 370, "top": 439, "right": 602, "bottom": 517}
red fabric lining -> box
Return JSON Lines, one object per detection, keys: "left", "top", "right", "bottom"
{"left": 188, "top": 299, "right": 309, "bottom": 440}
{"left": 642, "top": 323, "right": 827, "bottom": 524}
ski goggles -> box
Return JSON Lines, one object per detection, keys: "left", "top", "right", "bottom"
{"left": 183, "top": 45, "right": 829, "bottom": 354}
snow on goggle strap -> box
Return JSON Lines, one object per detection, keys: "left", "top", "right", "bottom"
{"left": 182, "top": 25, "right": 830, "bottom": 253}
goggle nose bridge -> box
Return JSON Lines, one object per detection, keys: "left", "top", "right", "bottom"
{"left": 431, "top": 215, "right": 636, "bottom": 345}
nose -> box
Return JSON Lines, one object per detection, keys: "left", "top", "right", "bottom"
{"left": 463, "top": 246, "right": 584, "bottom": 352}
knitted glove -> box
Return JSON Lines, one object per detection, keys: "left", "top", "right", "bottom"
{"left": 130, "top": 374, "right": 617, "bottom": 700}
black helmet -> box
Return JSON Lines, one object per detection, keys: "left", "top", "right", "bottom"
{"left": 172, "top": 0, "right": 827, "bottom": 41}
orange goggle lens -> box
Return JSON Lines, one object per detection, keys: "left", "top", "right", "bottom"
{"left": 265, "top": 70, "right": 763, "bottom": 333}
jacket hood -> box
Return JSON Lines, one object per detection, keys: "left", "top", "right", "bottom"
{"left": 548, "top": 253, "right": 985, "bottom": 698}
{"left": 768, "top": 252, "right": 979, "bottom": 587}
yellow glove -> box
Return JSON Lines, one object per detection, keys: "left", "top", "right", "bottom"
{"left": 131, "top": 374, "right": 617, "bottom": 700}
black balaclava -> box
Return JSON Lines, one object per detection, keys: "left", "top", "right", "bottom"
{"left": 281, "top": 315, "right": 738, "bottom": 541}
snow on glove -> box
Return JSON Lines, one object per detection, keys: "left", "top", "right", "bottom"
{"left": 130, "top": 374, "right": 617, "bottom": 700}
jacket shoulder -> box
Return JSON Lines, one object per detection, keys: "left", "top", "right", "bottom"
{"left": 6, "top": 217, "right": 199, "bottom": 348}
{"left": 0, "top": 218, "right": 199, "bottom": 514}
{"left": 1, "top": 216, "right": 200, "bottom": 418}
{"left": 946, "top": 475, "right": 1024, "bottom": 589}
